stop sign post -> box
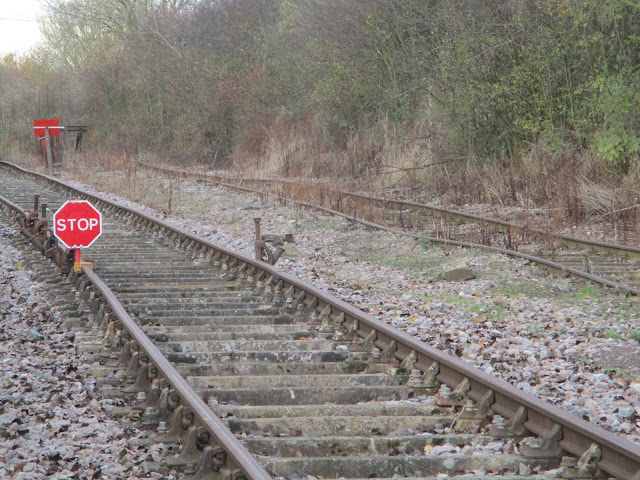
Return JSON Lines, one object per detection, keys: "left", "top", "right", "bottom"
{"left": 33, "top": 119, "right": 64, "bottom": 175}
{"left": 53, "top": 200, "right": 102, "bottom": 272}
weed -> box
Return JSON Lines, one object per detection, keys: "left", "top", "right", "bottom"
{"left": 352, "top": 244, "right": 441, "bottom": 277}
{"left": 442, "top": 293, "right": 471, "bottom": 305}
{"left": 603, "top": 367, "right": 629, "bottom": 377}
{"left": 494, "top": 281, "right": 550, "bottom": 299}
{"left": 417, "top": 238, "right": 434, "bottom": 251}
{"left": 305, "top": 219, "right": 341, "bottom": 231}
{"left": 524, "top": 324, "right": 542, "bottom": 335}
{"left": 604, "top": 329, "right": 621, "bottom": 340}
{"left": 630, "top": 330, "right": 640, "bottom": 342}
{"left": 573, "top": 286, "right": 599, "bottom": 300}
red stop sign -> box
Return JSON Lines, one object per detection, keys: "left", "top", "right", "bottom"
{"left": 53, "top": 200, "right": 102, "bottom": 248}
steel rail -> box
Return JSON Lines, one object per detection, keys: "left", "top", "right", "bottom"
{"left": 81, "top": 266, "right": 273, "bottom": 480}
{"left": 138, "top": 161, "right": 640, "bottom": 296}
{"left": 0, "top": 192, "right": 43, "bottom": 245}
{"left": 137, "top": 161, "right": 640, "bottom": 258}
{"left": 343, "top": 192, "right": 640, "bottom": 257}
{"left": 300, "top": 199, "right": 640, "bottom": 296}
{"left": 2, "top": 160, "right": 640, "bottom": 479}
{"left": 0, "top": 194, "right": 27, "bottom": 217}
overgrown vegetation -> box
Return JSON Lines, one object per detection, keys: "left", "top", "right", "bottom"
{"left": 1, "top": 0, "right": 640, "bottom": 220}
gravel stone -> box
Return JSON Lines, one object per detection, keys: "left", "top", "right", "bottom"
{"left": 519, "top": 463, "right": 532, "bottom": 476}
{"left": 24, "top": 328, "right": 44, "bottom": 342}
{"left": 0, "top": 224, "right": 168, "bottom": 478}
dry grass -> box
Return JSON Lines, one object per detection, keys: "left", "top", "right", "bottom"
{"left": 228, "top": 119, "right": 640, "bottom": 244}
{"left": 9, "top": 153, "right": 46, "bottom": 172}
{"left": 45, "top": 150, "right": 178, "bottom": 213}
{"left": 8, "top": 119, "right": 639, "bottom": 246}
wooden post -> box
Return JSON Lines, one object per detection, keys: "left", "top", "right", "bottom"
{"left": 44, "top": 127, "right": 53, "bottom": 175}
{"left": 253, "top": 217, "right": 262, "bottom": 261}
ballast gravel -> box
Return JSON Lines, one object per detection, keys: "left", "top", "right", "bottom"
{"left": 0, "top": 225, "right": 172, "bottom": 479}
{"left": 58, "top": 168, "right": 640, "bottom": 445}
{"left": 1, "top": 161, "right": 637, "bottom": 477}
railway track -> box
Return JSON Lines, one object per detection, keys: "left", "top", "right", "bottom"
{"left": 1, "top": 160, "right": 640, "bottom": 480}
{"left": 136, "top": 162, "right": 640, "bottom": 296}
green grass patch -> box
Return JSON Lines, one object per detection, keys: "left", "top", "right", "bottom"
{"left": 602, "top": 366, "right": 629, "bottom": 377}
{"left": 604, "top": 329, "right": 621, "bottom": 340}
{"left": 571, "top": 286, "right": 600, "bottom": 299}
{"left": 375, "top": 253, "right": 434, "bottom": 273}
{"left": 493, "top": 280, "right": 552, "bottom": 299}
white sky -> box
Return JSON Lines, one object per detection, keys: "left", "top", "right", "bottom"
{"left": 0, "top": 0, "right": 46, "bottom": 56}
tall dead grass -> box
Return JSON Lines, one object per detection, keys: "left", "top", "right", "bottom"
{"left": 230, "top": 115, "right": 640, "bottom": 242}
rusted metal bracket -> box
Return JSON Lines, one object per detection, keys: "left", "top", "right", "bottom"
{"left": 381, "top": 340, "right": 397, "bottom": 362}
{"left": 435, "top": 384, "right": 456, "bottom": 406}
{"left": 489, "top": 406, "right": 528, "bottom": 437}
{"left": 12, "top": 193, "right": 79, "bottom": 276}
{"left": 154, "top": 404, "right": 186, "bottom": 443}
{"left": 460, "top": 390, "right": 494, "bottom": 420}
{"left": 451, "top": 377, "right": 471, "bottom": 400}
{"left": 421, "top": 361, "right": 440, "bottom": 387}
{"left": 345, "top": 319, "right": 359, "bottom": 339}
{"left": 460, "top": 399, "right": 482, "bottom": 420}
{"left": 436, "top": 377, "right": 470, "bottom": 406}
{"left": 74, "top": 261, "right": 94, "bottom": 273}
{"left": 190, "top": 445, "right": 217, "bottom": 478}
{"left": 361, "top": 329, "right": 377, "bottom": 350}
{"left": 168, "top": 425, "right": 201, "bottom": 466}
{"left": 400, "top": 350, "right": 417, "bottom": 371}
{"left": 560, "top": 444, "right": 605, "bottom": 479}
{"left": 253, "top": 217, "right": 287, "bottom": 265}
{"left": 521, "top": 423, "right": 564, "bottom": 458}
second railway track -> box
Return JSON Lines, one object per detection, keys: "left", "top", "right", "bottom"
{"left": 1, "top": 160, "right": 640, "bottom": 480}
{"left": 137, "top": 162, "right": 640, "bottom": 296}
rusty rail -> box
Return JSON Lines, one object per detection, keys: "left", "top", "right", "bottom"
{"left": 139, "top": 161, "right": 640, "bottom": 296}
{"left": 2, "top": 160, "right": 640, "bottom": 479}
{"left": 0, "top": 194, "right": 27, "bottom": 218}
{"left": 80, "top": 267, "right": 272, "bottom": 480}
{"left": 137, "top": 161, "right": 640, "bottom": 259}
{"left": 343, "top": 191, "right": 640, "bottom": 258}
